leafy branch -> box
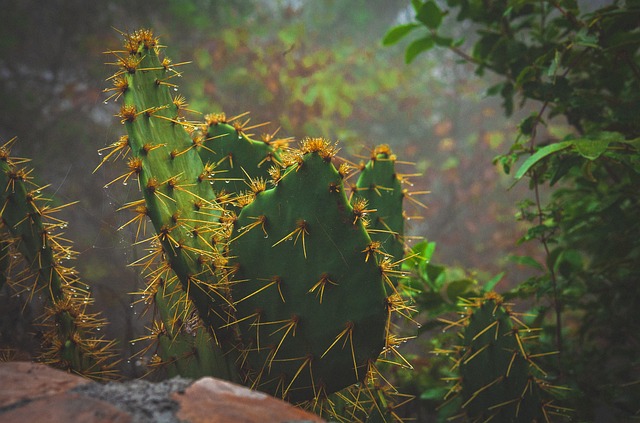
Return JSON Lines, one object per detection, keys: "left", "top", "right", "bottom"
{"left": 385, "top": 0, "right": 640, "bottom": 419}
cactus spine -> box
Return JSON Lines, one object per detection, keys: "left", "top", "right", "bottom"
{"left": 0, "top": 137, "right": 117, "bottom": 379}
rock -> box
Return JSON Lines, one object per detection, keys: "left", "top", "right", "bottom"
{"left": 174, "top": 377, "right": 325, "bottom": 423}
{"left": 1, "top": 392, "right": 132, "bottom": 423}
{"left": 0, "top": 361, "right": 90, "bottom": 408}
{"left": 0, "top": 362, "right": 129, "bottom": 423}
{"left": 75, "top": 376, "right": 192, "bottom": 423}
{"left": 0, "top": 362, "right": 325, "bottom": 423}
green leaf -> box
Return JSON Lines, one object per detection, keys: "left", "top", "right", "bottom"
{"left": 452, "top": 37, "right": 465, "bottom": 47}
{"left": 483, "top": 272, "right": 505, "bottom": 292}
{"left": 425, "top": 263, "right": 445, "bottom": 287}
{"left": 547, "top": 50, "right": 560, "bottom": 81}
{"left": 570, "top": 132, "right": 625, "bottom": 160}
{"left": 382, "top": 23, "right": 419, "bottom": 46}
{"left": 446, "top": 279, "right": 475, "bottom": 302}
{"left": 514, "top": 141, "right": 573, "bottom": 180}
{"left": 405, "top": 36, "right": 435, "bottom": 63}
{"left": 575, "top": 28, "right": 600, "bottom": 48}
{"left": 411, "top": 0, "right": 423, "bottom": 12}
{"left": 509, "top": 255, "right": 544, "bottom": 270}
{"left": 518, "top": 114, "right": 539, "bottom": 136}
{"left": 573, "top": 138, "right": 611, "bottom": 160}
{"left": 421, "top": 240, "right": 437, "bottom": 262}
{"left": 486, "top": 82, "right": 505, "bottom": 96}
{"left": 516, "top": 65, "right": 538, "bottom": 88}
{"left": 416, "top": 1, "right": 444, "bottom": 30}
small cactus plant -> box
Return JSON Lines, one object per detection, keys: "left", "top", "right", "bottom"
{"left": 439, "top": 293, "right": 566, "bottom": 422}
{"left": 0, "top": 137, "right": 117, "bottom": 379}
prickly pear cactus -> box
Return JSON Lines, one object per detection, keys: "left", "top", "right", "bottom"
{"left": 101, "top": 29, "right": 416, "bottom": 415}
{"left": 228, "top": 138, "right": 393, "bottom": 402}
{"left": 0, "top": 137, "right": 117, "bottom": 379}
{"left": 445, "top": 293, "right": 562, "bottom": 422}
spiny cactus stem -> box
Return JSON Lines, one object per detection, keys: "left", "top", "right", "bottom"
{"left": 0, "top": 139, "right": 117, "bottom": 378}
{"left": 105, "top": 30, "right": 242, "bottom": 382}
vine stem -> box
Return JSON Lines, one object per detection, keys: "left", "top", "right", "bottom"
{"left": 528, "top": 100, "right": 564, "bottom": 375}
{"left": 525, "top": 43, "right": 586, "bottom": 372}
{"left": 443, "top": 36, "right": 566, "bottom": 373}
{"left": 437, "top": 6, "right": 578, "bottom": 373}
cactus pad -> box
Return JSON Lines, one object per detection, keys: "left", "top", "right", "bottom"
{"left": 0, "top": 137, "right": 117, "bottom": 379}
{"left": 229, "top": 138, "right": 390, "bottom": 402}
{"left": 443, "top": 293, "right": 564, "bottom": 422}
{"left": 354, "top": 145, "right": 406, "bottom": 262}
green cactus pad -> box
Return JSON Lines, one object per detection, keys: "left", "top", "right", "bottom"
{"left": 108, "top": 30, "right": 232, "bottom": 338}
{"left": 451, "top": 293, "right": 558, "bottom": 422}
{"left": 105, "top": 30, "right": 241, "bottom": 382}
{"left": 229, "top": 138, "right": 389, "bottom": 402}
{"left": 354, "top": 145, "right": 405, "bottom": 262}
{"left": 197, "top": 113, "right": 287, "bottom": 199}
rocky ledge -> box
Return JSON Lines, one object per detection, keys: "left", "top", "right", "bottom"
{"left": 0, "top": 362, "right": 324, "bottom": 423}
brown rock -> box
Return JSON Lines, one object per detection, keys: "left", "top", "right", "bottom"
{"left": 0, "top": 392, "right": 131, "bottom": 423}
{"left": 0, "top": 361, "right": 90, "bottom": 408}
{"left": 0, "top": 362, "right": 131, "bottom": 423}
{"left": 173, "top": 377, "right": 325, "bottom": 423}
{"left": 0, "top": 362, "right": 327, "bottom": 423}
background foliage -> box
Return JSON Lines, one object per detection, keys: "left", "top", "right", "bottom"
{"left": 387, "top": 0, "right": 640, "bottom": 420}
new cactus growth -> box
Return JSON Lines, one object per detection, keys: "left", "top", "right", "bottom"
{"left": 353, "top": 145, "right": 406, "bottom": 263}
{"left": 196, "top": 112, "right": 289, "bottom": 200}
{"left": 441, "top": 293, "right": 563, "bottom": 422}
{"left": 0, "top": 137, "right": 117, "bottom": 379}
{"left": 229, "top": 138, "right": 392, "bottom": 401}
